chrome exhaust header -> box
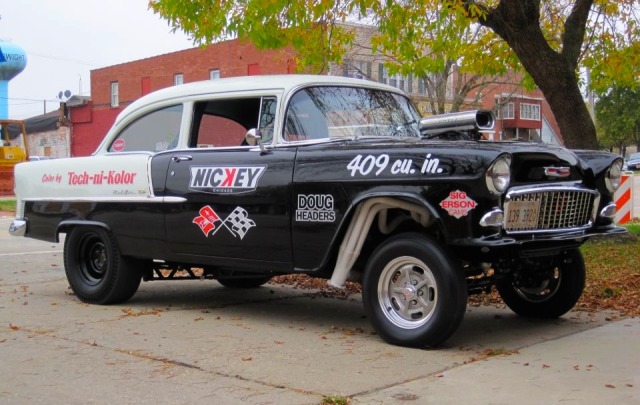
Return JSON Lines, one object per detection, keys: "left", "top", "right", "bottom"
{"left": 420, "top": 110, "right": 495, "bottom": 136}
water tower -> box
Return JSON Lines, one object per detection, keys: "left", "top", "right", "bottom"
{"left": 0, "top": 40, "right": 27, "bottom": 119}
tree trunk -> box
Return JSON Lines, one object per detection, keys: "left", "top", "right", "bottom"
{"left": 480, "top": 0, "right": 598, "bottom": 150}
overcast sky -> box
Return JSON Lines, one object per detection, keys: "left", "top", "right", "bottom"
{"left": 1, "top": 0, "right": 194, "bottom": 119}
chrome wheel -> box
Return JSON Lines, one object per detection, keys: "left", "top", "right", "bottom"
{"left": 378, "top": 256, "right": 438, "bottom": 329}
{"left": 362, "top": 233, "right": 467, "bottom": 347}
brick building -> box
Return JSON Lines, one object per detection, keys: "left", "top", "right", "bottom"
{"left": 69, "top": 41, "right": 296, "bottom": 156}
{"left": 68, "top": 24, "right": 562, "bottom": 156}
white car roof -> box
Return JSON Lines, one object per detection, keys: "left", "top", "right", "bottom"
{"left": 116, "top": 74, "right": 403, "bottom": 124}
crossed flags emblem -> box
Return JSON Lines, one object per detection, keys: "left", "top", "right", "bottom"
{"left": 193, "top": 205, "right": 256, "bottom": 240}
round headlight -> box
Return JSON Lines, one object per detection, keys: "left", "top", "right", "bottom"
{"left": 486, "top": 156, "right": 511, "bottom": 195}
{"left": 605, "top": 159, "right": 623, "bottom": 193}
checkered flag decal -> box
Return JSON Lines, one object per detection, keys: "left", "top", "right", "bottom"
{"left": 224, "top": 207, "right": 256, "bottom": 240}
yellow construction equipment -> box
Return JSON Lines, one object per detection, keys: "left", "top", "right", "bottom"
{"left": 0, "top": 119, "right": 29, "bottom": 196}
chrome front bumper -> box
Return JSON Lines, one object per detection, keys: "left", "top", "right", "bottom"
{"left": 9, "top": 218, "right": 26, "bottom": 237}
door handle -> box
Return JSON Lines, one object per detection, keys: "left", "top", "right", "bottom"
{"left": 171, "top": 155, "right": 193, "bottom": 162}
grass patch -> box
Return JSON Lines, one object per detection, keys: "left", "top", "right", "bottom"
{"left": 625, "top": 220, "right": 640, "bottom": 236}
{"left": 0, "top": 199, "right": 16, "bottom": 212}
{"left": 321, "top": 396, "right": 350, "bottom": 405}
{"left": 580, "top": 225, "right": 640, "bottom": 316}
{"left": 469, "top": 222, "right": 640, "bottom": 317}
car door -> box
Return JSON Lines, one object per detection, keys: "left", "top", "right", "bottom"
{"left": 162, "top": 147, "right": 295, "bottom": 270}
{"left": 161, "top": 95, "right": 295, "bottom": 271}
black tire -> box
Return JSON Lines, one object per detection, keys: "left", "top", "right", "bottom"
{"left": 64, "top": 227, "right": 142, "bottom": 304}
{"left": 496, "top": 249, "right": 585, "bottom": 318}
{"left": 217, "top": 275, "right": 272, "bottom": 289}
{"left": 362, "top": 233, "right": 467, "bottom": 348}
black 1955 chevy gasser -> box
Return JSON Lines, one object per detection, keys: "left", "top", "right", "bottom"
{"left": 10, "top": 75, "right": 625, "bottom": 347}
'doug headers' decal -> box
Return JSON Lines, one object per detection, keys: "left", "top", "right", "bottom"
{"left": 193, "top": 205, "right": 256, "bottom": 239}
{"left": 440, "top": 190, "right": 477, "bottom": 219}
{"left": 189, "top": 165, "right": 266, "bottom": 194}
{"left": 296, "top": 194, "right": 336, "bottom": 222}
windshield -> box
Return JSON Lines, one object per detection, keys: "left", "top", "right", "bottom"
{"left": 283, "top": 86, "right": 421, "bottom": 141}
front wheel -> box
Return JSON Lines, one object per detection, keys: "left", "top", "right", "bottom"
{"left": 496, "top": 249, "right": 585, "bottom": 318}
{"left": 362, "top": 234, "right": 467, "bottom": 348}
{"left": 64, "top": 227, "right": 142, "bottom": 304}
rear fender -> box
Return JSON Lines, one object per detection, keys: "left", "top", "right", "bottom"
{"left": 57, "top": 220, "right": 112, "bottom": 243}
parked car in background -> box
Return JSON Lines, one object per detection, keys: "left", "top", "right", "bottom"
{"left": 8, "top": 75, "right": 626, "bottom": 348}
{"left": 626, "top": 152, "right": 640, "bottom": 171}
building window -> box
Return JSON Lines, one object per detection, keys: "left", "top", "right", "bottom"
{"left": 418, "top": 78, "right": 426, "bottom": 95}
{"left": 380, "top": 66, "right": 406, "bottom": 91}
{"left": 346, "top": 60, "right": 370, "bottom": 79}
{"left": 287, "top": 59, "right": 296, "bottom": 74}
{"left": 500, "top": 102, "right": 515, "bottom": 119}
{"left": 520, "top": 103, "right": 540, "bottom": 120}
{"left": 248, "top": 64, "right": 260, "bottom": 75}
{"left": 141, "top": 77, "right": 151, "bottom": 96}
{"left": 110, "top": 81, "right": 119, "bottom": 107}
{"left": 174, "top": 73, "right": 184, "bottom": 86}
{"left": 209, "top": 69, "right": 221, "bottom": 80}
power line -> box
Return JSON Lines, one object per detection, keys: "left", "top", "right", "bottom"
{"left": 1, "top": 96, "right": 60, "bottom": 103}
{"left": 7, "top": 101, "right": 43, "bottom": 106}
{"left": 26, "top": 51, "right": 98, "bottom": 68}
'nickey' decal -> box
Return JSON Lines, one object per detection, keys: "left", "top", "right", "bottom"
{"left": 189, "top": 165, "right": 266, "bottom": 194}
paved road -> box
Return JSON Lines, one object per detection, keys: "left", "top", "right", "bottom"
{"left": 1, "top": 216, "right": 639, "bottom": 404}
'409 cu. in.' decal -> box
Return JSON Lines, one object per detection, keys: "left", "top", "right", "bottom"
{"left": 347, "top": 154, "right": 443, "bottom": 177}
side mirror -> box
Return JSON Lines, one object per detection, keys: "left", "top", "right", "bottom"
{"left": 245, "top": 128, "right": 265, "bottom": 152}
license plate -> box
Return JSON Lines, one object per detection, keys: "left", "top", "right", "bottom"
{"left": 506, "top": 199, "right": 541, "bottom": 230}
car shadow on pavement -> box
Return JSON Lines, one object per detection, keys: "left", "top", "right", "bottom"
{"left": 121, "top": 281, "right": 612, "bottom": 352}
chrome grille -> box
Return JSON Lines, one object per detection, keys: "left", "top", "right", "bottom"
{"left": 504, "top": 188, "right": 597, "bottom": 233}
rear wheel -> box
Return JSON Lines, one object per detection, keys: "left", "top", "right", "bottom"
{"left": 496, "top": 249, "right": 585, "bottom": 318}
{"left": 362, "top": 233, "right": 467, "bottom": 348}
{"left": 64, "top": 227, "right": 142, "bottom": 304}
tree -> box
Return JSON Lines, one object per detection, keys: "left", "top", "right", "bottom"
{"left": 150, "top": 0, "right": 640, "bottom": 149}
{"left": 356, "top": 4, "right": 522, "bottom": 115}
{"left": 596, "top": 87, "right": 640, "bottom": 155}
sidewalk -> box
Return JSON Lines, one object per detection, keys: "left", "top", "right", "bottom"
{"left": 354, "top": 318, "right": 640, "bottom": 404}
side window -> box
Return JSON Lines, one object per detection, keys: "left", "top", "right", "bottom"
{"left": 191, "top": 97, "right": 273, "bottom": 148}
{"left": 108, "top": 104, "right": 183, "bottom": 153}
{"left": 284, "top": 90, "right": 328, "bottom": 141}
{"left": 258, "top": 96, "right": 277, "bottom": 144}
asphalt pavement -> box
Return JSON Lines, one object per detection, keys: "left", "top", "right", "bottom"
{"left": 0, "top": 215, "right": 639, "bottom": 404}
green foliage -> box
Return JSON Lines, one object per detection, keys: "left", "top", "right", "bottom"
{"left": 596, "top": 87, "right": 640, "bottom": 150}
{"left": 150, "top": 0, "right": 640, "bottom": 91}
{"left": 0, "top": 199, "right": 16, "bottom": 212}
{"left": 625, "top": 220, "right": 640, "bottom": 236}
{"left": 149, "top": 0, "right": 361, "bottom": 72}
{"left": 150, "top": 0, "right": 640, "bottom": 148}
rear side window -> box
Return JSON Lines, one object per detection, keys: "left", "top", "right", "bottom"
{"left": 108, "top": 104, "right": 183, "bottom": 152}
